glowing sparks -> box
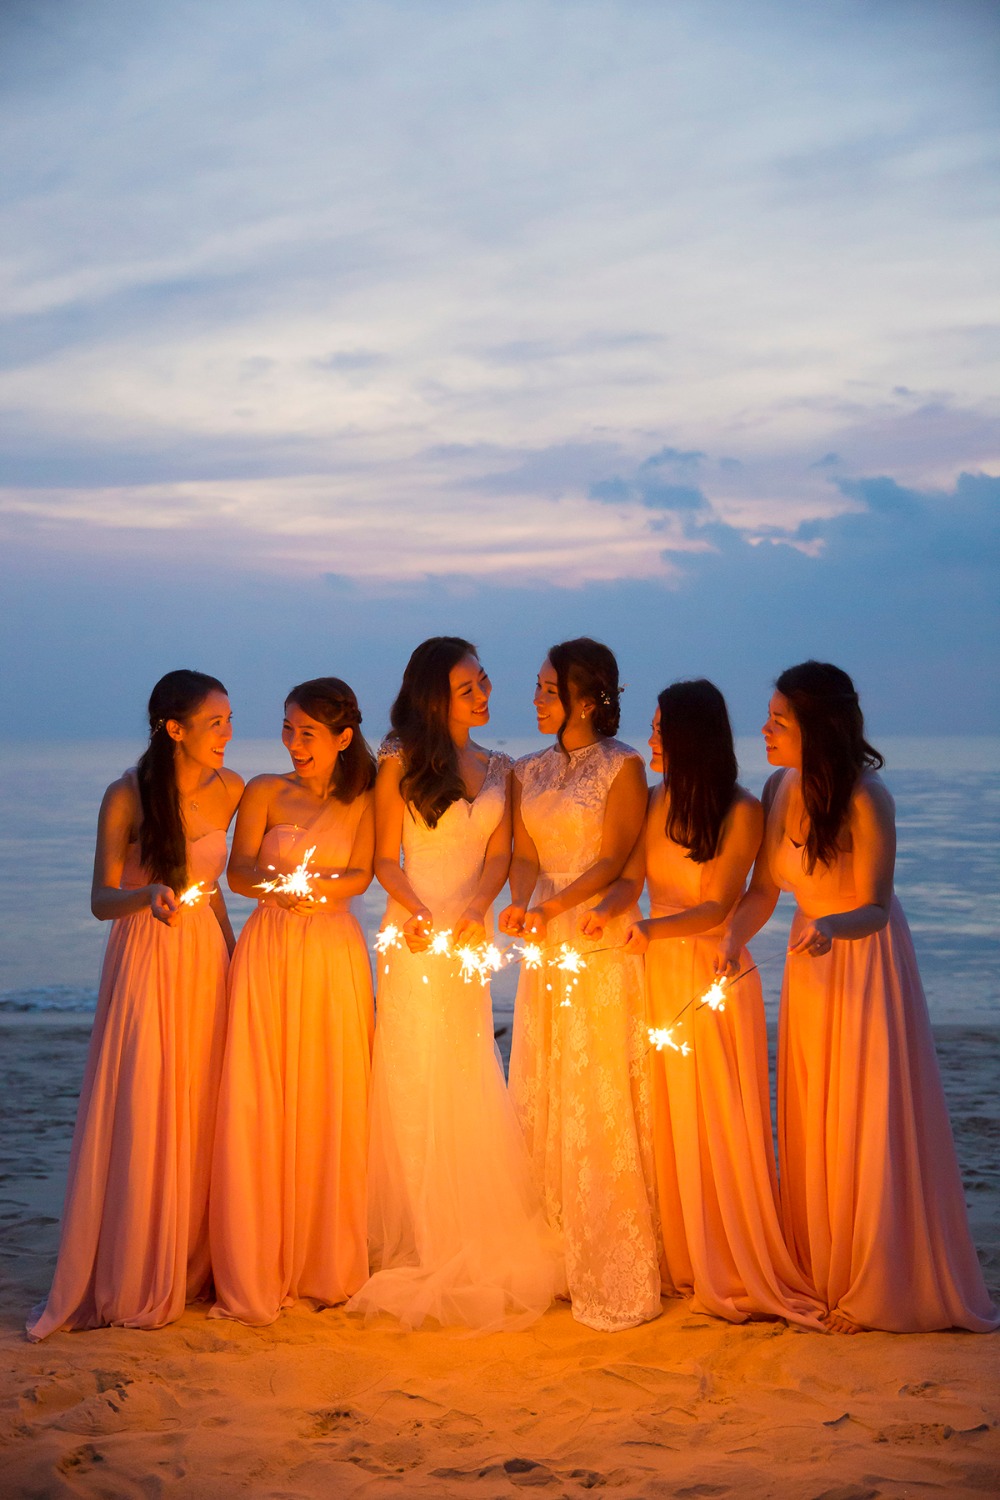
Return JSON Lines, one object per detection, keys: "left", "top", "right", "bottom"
{"left": 372, "top": 925, "right": 507, "bottom": 987}
{"left": 254, "top": 846, "right": 327, "bottom": 904}
{"left": 514, "top": 941, "right": 543, "bottom": 969}
{"left": 647, "top": 1026, "right": 692, "bottom": 1058}
{"left": 700, "top": 978, "right": 728, "bottom": 1012}
{"left": 374, "top": 924, "right": 403, "bottom": 954}
{"left": 178, "top": 882, "right": 215, "bottom": 907}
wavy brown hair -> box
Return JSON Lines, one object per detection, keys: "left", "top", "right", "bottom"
{"left": 658, "top": 679, "right": 738, "bottom": 863}
{"left": 285, "top": 678, "right": 376, "bottom": 802}
{"left": 776, "top": 660, "right": 884, "bottom": 870}
{"left": 137, "top": 669, "right": 227, "bottom": 892}
{"left": 548, "top": 637, "right": 621, "bottom": 754}
{"left": 389, "top": 636, "right": 479, "bottom": 828}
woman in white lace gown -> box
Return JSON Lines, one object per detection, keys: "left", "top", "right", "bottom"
{"left": 347, "top": 637, "right": 562, "bottom": 1330}
{"left": 501, "top": 639, "right": 661, "bottom": 1331}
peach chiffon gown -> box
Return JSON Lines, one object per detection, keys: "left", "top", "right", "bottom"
{"left": 643, "top": 803, "right": 824, "bottom": 1328}
{"left": 509, "top": 738, "right": 661, "bottom": 1332}
{"left": 772, "top": 768, "right": 998, "bottom": 1332}
{"left": 210, "top": 794, "right": 374, "bottom": 1325}
{"left": 27, "top": 832, "right": 229, "bottom": 1339}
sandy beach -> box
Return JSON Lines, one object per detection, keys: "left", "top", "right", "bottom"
{"left": 1, "top": 1016, "right": 997, "bottom": 1499}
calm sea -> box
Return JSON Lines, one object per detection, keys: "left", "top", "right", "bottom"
{"left": 1, "top": 735, "right": 997, "bottom": 1026}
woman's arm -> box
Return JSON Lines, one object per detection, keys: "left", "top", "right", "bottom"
{"left": 526, "top": 755, "right": 647, "bottom": 937}
{"left": 578, "top": 801, "right": 648, "bottom": 940}
{"left": 625, "top": 794, "right": 763, "bottom": 954}
{"left": 373, "top": 756, "right": 434, "bottom": 950}
{"left": 787, "top": 778, "right": 895, "bottom": 955}
{"left": 454, "top": 770, "right": 514, "bottom": 945}
{"left": 498, "top": 776, "right": 540, "bottom": 936}
{"left": 715, "top": 774, "right": 787, "bottom": 976}
{"left": 90, "top": 778, "right": 179, "bottom": 924}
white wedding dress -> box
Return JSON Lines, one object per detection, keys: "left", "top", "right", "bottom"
{"left": 347, "top": 745, "right": 563, "bottom": 1330}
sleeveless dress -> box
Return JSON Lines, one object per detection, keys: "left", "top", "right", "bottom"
{"left": 28, "top": 833, "right": 229, "bottom": 1339}
{"left": 347, "top": 746, "right": 562, "bottom": 1331}
{"left": 210, "top": 793, "right": 375, "bottom": 1325}
{"left": 772, "top": 769, "right": 999, "bottom": 1333}
{"left": 508, "top": 738, "right": 661, "bottom": 1332}
{"left": 643, "top": 803, "right": 824, "bottom": 1328}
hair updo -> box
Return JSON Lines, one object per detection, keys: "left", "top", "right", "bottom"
{"left": 285, "top": 677, "right": 376, "bottom": 803}
{"left": 775, "top": 660, "right": 884, "bottom": 870}
{"left": 137, "top": 668, "right": 227, "bottom": 892}
{"left": 547, "top": 637, "right": 622, "bottom": 752}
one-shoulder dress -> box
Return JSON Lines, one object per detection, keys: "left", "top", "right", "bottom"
{"left": 28, "top": 833, "right": 229, "bottom": 1338}
{"left": 643, "top": 806, "right": 823, "bottom": 1328}
{"left": 772, "top": 769, "right": 998, "bottom": 1332}
{"left": 508, "top": 738, "right": 661, "bottom": 1332}
{"left": 210, "top": 794, "right": 375, "bottom": 1324}
{"left": 348, "top": 746, "right": 561, "bottom": 1331}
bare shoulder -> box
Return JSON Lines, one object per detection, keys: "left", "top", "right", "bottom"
{"left": 760, "top": 767, "right": 789, "bottom": 815}
{"left": 853, "top": 770, "right": 895, "bottom": 823}
{"left": 101, "top": 772, "right": 139, "bottom": 819}
{"left": 731, "top": 785, "right": 764, "bottom": 829}
{"left": 218, "top": 764, "right": 244, "bottom": 807}
{"left": 239, "top": 772, "right": 287, "bottom": 808}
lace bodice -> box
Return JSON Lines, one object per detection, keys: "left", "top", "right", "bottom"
{"left": 380, "top": 740, "right": 513, "bottom": 927}
{"left": 515, "top": 738, "right": 642, "bottom": 883}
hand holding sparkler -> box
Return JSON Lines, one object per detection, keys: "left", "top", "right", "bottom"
{"left": 622, "top": 920, "right": 650, "bottom": 956}
{"left": 149, "top": 884, "right": 181, "bottom": 927}
{"left": 523, "top": 905, "right": 550, "bottom": 940}
{"left": 497, "top": 902, "right": 528, "bottom": 936}
{"left": 453, "top": 907, "right": 488, "bottom": 949}
{"left": 254, "top": 846, "right": 328, "bottom": 916}
{"left": 577, "top": 907, "right": 607, "bottom": 941}
{"left": 402, "top": 908, "right": 434, "bottom": 952}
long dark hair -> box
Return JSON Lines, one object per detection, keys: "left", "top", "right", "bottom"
{"left": 775, "top": 660, "right": 884, "bottom": 870}
{"left": 548, "top": 637, "right": 621, "bottom": 754}
{"left": 658, "top": 679, "right": 738, "bottom": 863}
{"left": 136, "top": 669, "right": 227, "bottom": 891}
{"left": 390, "top": 636, "right": 478, "bottom": 828}
{"left": 285, "top": 677, "right": 376, "bottom": 802}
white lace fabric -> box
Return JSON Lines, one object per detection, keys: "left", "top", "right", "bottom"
{"left": 509, "top": 739, "right": 662, "bottom": 1331}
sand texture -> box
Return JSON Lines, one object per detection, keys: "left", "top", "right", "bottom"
{"left": 1, "top": 1018, "right": 998, "bottom": 1499}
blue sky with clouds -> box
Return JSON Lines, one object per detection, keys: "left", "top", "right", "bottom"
{"left": 1, "top": 0, "right": 998, "bottom": 741}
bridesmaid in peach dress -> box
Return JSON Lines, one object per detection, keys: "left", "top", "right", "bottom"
{"left": 721, "top": 661, "right": 998, "bottom": 1333}
{"left": 28, "top": 671, "right": 242, "bottom": 1339}
{"left": 584, "top": 681, "right": 823, "bottom": 1329}
{"left": 211, "top": 678, "right": 376, "bottom": 1325}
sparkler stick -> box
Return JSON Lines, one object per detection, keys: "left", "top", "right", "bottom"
{"left": 646, "top": 959, "right": 769, "bottom": 1056}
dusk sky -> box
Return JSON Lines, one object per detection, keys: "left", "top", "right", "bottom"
{"left": 2, "top": 0, "right": 998, "bottom": 742}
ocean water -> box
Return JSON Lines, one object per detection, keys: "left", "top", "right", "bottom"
{"left": 0, "top": 735, "right": 997, "bottom": 1026}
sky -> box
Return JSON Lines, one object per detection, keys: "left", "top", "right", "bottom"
{"left": 1, "top": 0, "right": 998, "bottom": 743}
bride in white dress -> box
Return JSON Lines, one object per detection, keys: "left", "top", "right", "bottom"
{"left": 347, "top": 637, "right": 563, "bottom": 1330}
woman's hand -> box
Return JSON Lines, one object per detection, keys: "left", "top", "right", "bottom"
{"left": 403, "top": 909, "right": 434, "bottom": 953}
{"left": 498, "top": 903, "right": 527, "bottom": 937}
{"left": 714, "top": 932, "right": 742, "bottom": 979}
{"left": 788, "top": 917, "right": 834, "bottom": 958}
{"left": 578, "top": 908, "right": 606, "bottom": 941}
{"left": 149, "top": 885, "right": 180, "bottom": 927}
{"left": 623, "top": 920, "right": 650, "bottom": 956}
{"left": 524, "top": 906, "right": 549, "bottom": 940}
{"left": 453, "top": 910, "right": 487, "bottom": 948}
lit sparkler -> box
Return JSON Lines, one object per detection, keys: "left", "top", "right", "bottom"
{"left": 178, "top": 881, "right": 216, "bottom": 907}
{"left": 254, "top": 846, "right": 328, "bottom": 904}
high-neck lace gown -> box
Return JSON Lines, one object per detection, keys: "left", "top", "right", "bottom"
{"left": 508, "top": 738, "right": 661, "bottom": 1332}
{"left": 644, "top": 800, "right": 824, "bottom": 1328}
{"left": 772, "top": 768, "right": 998, "bottom": 1332}
{"left": 28, "top": 832, "right": 228, "bottom": 1339}
{"left": 348, "top": 747, "right": 562, "bottom": 1331}
{"left": 211, "top": 792, "right": 374, "bottom": 1325}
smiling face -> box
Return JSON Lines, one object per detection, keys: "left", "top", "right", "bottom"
{"left": 533, "top": 658, "right": 566, "bottom": 736}
{"left": 282, "top": 701, "right": 352, "bottom": 784}
{"left": 762, "top": 690, "right": 803, "bottom": 769}
{"left": 448, "top": 654, "right": 491, "bottom": 735}
{"left": 648, "top": 705, "right": 664, "bottom": 774}
{"left": 168, "top": 690, "right": 233, "bottom": 771}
